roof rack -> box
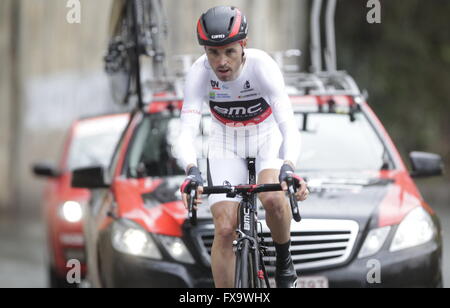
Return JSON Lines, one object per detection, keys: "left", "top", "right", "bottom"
{"left": 271, "top": 49, "right": 302, "bottom": 73}
{"left": 284, "top": 71, "right": 363, "bottom": 97}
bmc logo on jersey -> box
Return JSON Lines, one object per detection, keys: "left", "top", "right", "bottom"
{"left": 209, "top": 98, "right": 272, "bottom": 124}
{"left": 214, "top": 103, "right": 263, "bottom": 116}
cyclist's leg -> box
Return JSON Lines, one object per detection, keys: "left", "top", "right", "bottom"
{"left": 256, "top": 127, "right": 291, "bottom": 244}
{"left": 208, "top": 157, "right": 247, "bottom": 288}
{"left": 257, "top": 166, "right": 297, "bottom": 287}
{"left": 210, "top": 201, "right": 239, "bottom": 288}
{"left": 257, "top": 168, "right": 291, "bottom": 244}
{"left": 256, "top": 129, "right": 297, "bottom": 287}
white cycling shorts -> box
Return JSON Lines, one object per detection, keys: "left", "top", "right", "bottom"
{"left": 206, "top": 143, "right": 283, "bottom": 206}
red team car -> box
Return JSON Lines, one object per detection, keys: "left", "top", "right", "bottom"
{"left": 72, "top": 72, "right": 444, "bottom": 288}
{"left": 33, "top": 113, "right": 129, "bottom": 287}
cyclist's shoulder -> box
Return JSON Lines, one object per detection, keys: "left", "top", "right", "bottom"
{"left": 246, "top": 49, "right": 274, "bottom": 63}
{"left": 246, "top": 49, "right": 279, "bottom": 71}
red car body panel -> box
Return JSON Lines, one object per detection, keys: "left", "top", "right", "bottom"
{"left": 361, "top": 104, "right": 434, "bottom": 226}
{"left": 377, "top": 170, "right": 435, "bottom": 227}
{"left": 100, "top": 111, "right": 186, "bottom": 237}
{"left": 113, "top": 178, "right": 186, "bottom": 237}
{"left": 43, "top": 120, "right": 89, "bottom": 277}
{"left": 42, "top": 114, "right": 129, "bottom": 278}
{"left": 147, "top": 100, "right": 183, "bottom": 114}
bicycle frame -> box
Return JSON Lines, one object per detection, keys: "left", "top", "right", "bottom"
{"left": 232, "top": 158, "right": 270, "bottom": 288}
{"left": 188, "top": 159, "right": 301, "bottom": 288}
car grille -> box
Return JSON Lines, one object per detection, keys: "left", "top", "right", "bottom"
{"left": 197, "top": 219, "right": 359, "bottom": 272}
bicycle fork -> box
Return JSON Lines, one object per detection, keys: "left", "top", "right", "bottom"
{"left": 233, "top": 203, "right": 271, "bottom": 288}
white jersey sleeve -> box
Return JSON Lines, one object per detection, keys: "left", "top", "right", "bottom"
{"left": 253, "top": 51, "right": 301, "bottom": 165}
{"left": 177, "top": 56, "right": 208, "bottom": 171}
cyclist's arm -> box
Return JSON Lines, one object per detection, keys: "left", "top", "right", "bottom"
{"left": 255, "top": 52, "right": 301, "bottom": 165}
{"left": 177, "top": 56, "right": 208, "bottom": 172}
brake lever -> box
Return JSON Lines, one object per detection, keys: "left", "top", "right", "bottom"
{"left": 286, "top": 176, "right": 302, "bottom": 222}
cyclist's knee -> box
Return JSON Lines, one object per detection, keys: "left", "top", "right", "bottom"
{"left": 211, "top": 201, "right": 238, "bottom": 240}
{"left": 214, "top": 215, "right": 236, "bottom": 240}
{"left": 215, "top": 224, "right": 235, "bottom": 240}
{"left": 259, "top": 191, "right": 285, "bottom": 213}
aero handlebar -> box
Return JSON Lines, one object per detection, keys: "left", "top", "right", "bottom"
{"left": 187, "top": 178, "right": 302, "bottom": 225}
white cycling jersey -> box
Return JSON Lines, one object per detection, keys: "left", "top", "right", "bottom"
{"left": 178, "top": 48, "right": 301, "bottom": 180}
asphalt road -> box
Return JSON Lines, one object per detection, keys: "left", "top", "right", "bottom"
{"left": 417, "top": 180, "right": 450, "bottom": 287}
{"left": 0, "top": 214, "right": 46, "bottom": 288}
{"left": 435, "top": 202, "right": 450, "bottom": 287}
{"left": 0, "top": 180, "right": 448, "bottom": 288}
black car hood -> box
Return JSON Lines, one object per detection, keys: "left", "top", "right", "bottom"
{"left": 294, "top": 176, "right": 393, "bottom": 231}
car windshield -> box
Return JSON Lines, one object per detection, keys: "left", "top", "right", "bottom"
{"left": 67, "top": 116, "right": 128, "bottom": 170}
{"left": 126, "top": 109, "right": 391, "bottom": 178}
{"left": 295, "top": 111, "right": 390, "bottom": 172}
{"left": 126, "top": 114, "right": 210, "bottom": 178}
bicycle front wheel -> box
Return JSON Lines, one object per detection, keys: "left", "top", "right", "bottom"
{"left": 234, "top": 239, "right": 254, "bottom": 288}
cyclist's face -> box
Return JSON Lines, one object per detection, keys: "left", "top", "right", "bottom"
{"left": 205, "top": 41, "right": 245, "bottom": 82}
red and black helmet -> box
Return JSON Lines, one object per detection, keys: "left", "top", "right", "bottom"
{"left": 197, "top": 6, "right": 248, "bottom": 47}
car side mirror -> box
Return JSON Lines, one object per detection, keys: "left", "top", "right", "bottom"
{"left": 409, "top": 151, "right": 444, "bottom": 178}
{"left": 32, "top": 162, "right": 61, "bottom": 178}
{"left": 71, "top": 166, "right": 109, "bottom": 189}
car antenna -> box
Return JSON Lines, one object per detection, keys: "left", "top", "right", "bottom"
{"left": 149, "top": 0, "right": 169, "bottom": 80}
{"left": 324, "top": 0, "right": 337, "bottom": 72}
{"left": 310, "top": 0, "right": 323, "bottom": 73}
{"left": 130, "top": 0, "right": 144, "bottom": 110}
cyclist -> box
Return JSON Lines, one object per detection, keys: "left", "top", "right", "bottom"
{"left": 178, "top": 6, "right": 309, "bottom": 288}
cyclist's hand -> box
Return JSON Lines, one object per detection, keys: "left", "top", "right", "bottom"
{"left": 181, "top": 185, "right": 204, "bottom": 210}
{"left": 180, "top": 166, "right": 204, "bottom": 209}
{"left": 279, "top": 163, "right": 309, "bottom": 202}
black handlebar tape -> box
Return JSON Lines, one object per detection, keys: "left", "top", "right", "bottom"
{"left": 202, "top": 186, "right": 232, "bottom": 194}
{"left": 188, "top": 189, "right": 197, "bottom": 226}
{"left": 254, "top": 184, "right": 283, "bottom": 192}
{"left": 286, "top": 177, "right": 302, "bottom": 222}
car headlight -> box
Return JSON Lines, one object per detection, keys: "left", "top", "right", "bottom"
{"left": 112, "top": 220, "right": 162, "bottom": 259}
{"left": 60, "top": 201, "right": 83, "bottom": 223}
{"left": 390, "top": 207, "right": 436, "bottom": 252}
{"left": 358, "top": 226, "right": 391, "bottom": 258}
{"left": 157, "top": 235, "right": 195, "bottom": 264}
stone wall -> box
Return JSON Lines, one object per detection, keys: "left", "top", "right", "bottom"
{"left": 0, "top": 0, "right": 14, "bottom": 210}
